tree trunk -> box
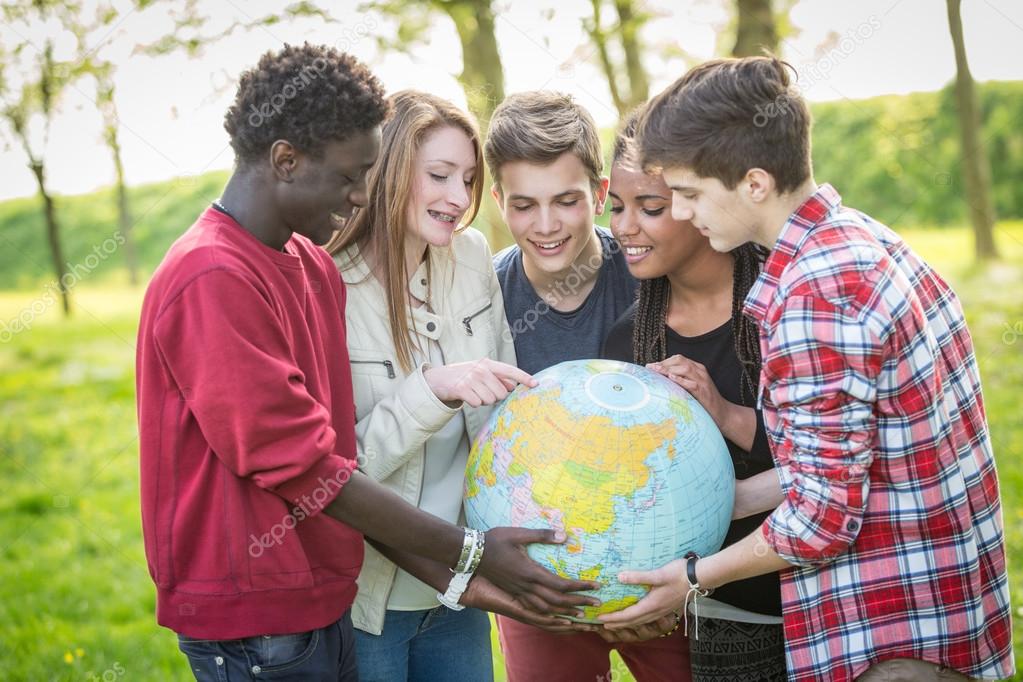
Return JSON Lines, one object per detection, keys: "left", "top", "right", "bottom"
{"left": 733, "top": 0, "right": 778, "bottom": 57}
{"left": 29, "top": 160, "right": 71, "bottom": 316}
{"left": 588, "top": 0, "right": 626, "bottom": 118}
{"left": 106, "top": 118, "right": 139, "bottom": 285}
{"left": 436, "top": 0, "right": 509, "bottom": 247}
{"left": 614, "top": 0, "right": 649, "bottom": 110}
{"left": 946, "top": 0, "right": 998, "bottom": 260}
{"left": 440, "top": 0, "right": 504, "bottom": 128}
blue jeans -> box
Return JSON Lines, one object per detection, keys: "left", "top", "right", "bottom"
{"left": 355, "top": 607, "right": 493, "bottom": 682}
{"left": 177, "top": 610, "right": 358, "bottom": 681}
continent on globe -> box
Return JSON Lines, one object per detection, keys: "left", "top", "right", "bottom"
{"left": 465, "top": 359, "right": 735, "bottom": 622}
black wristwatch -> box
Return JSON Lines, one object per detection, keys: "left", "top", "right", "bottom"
{"left": 684, "top": 551, "right": 712, "bottom": 596}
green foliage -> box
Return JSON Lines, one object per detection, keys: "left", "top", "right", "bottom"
{"left": 0, "top": 171, "right": 227, "bottom": 289}
{"left": 810, "top": 81, "right": 1023, "bottom": 226}
{"left": 0, "top": 225, "right": 1021, "bottom": 680}
{"left": 1, "top": 83, "right": 1022, "bottom": 290}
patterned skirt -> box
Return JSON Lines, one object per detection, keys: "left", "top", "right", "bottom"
{"left": 687, "top": 615, "right": 787, "bottom": 682}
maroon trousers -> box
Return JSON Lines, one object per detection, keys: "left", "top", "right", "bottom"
{"left": 497, "top": 615, "right": 692, "bottom": 682}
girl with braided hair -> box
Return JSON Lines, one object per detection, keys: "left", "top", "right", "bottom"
{"left": 600, "top": 112, "right": 787, "bottom": 681}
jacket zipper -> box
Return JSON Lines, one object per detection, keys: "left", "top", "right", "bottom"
{"left": 461, "top": 302, "right": 493, "bottom": 336}
{"left": 350, "top": 359, "right": 396, "bottom": 379}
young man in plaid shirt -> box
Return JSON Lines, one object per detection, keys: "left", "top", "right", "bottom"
{"left": 600, "top": 56, "right": 1014, "bottom": 681}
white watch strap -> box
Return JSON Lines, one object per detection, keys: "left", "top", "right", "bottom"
{"left": 437, "top": 571, "right": 472, "bottom": 611}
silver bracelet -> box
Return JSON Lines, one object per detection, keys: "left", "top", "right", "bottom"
{"left": 438, "top": 529, "right": 486, "bottom": 610}
{"left": 452, "top": 528, "right": 476, "bottom": 574}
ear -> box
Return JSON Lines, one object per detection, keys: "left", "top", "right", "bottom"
{"left": 490, "top": 182, "right": 503, "bottom": 208}
{"left": 270, "top": 140, "right": 299, "bottom": 182}
{"left": 744, "top": 168, "right": 774, "bottom": 203}
{"left": 593, "top": 176, "right": 610, "bottom": 215}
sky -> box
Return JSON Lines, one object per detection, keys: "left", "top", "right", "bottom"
{"left": 0, "top": 0, "right": 1021, "bottom": 202}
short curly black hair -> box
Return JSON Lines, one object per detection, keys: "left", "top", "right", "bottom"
{"left": 224, "top": 43, "right": 388, "bottom": 163}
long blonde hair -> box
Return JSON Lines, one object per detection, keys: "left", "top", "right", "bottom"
{"left": 326, "top": 90, "right": 484, "bottom": 372}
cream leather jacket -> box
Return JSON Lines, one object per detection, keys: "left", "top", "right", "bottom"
{"left": 334, "top": 227, "right": 516, "bottom": 635}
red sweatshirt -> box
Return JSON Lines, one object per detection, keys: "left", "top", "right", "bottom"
{"left": 136, "top": 208, "right": 362, "bottom": 639}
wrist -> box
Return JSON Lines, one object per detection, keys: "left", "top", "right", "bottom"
{"left": 686, "top": 552, "right": 715, "bottom": 592}
{"left": 422, "top": 367, "right": 461, "bottom": 409}
{"left": 438, "top": 528, "right": 485, "bottom": 610}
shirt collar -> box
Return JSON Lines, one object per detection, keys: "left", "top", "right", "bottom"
{"left": 334, "top": 242, "right": 446, "bottom": 341}
{"left": 743, "top": 183, "right": 842, "bottom": 323}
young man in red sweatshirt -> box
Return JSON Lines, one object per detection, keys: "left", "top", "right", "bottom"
{"left": 136, "top": 44, "right": 596, "bottom": 681}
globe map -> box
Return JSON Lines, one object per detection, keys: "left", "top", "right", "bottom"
{"left": 465, "top": 359, "right": 735, "bottom": 622}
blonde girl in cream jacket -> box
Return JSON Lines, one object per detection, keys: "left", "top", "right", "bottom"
{"left": 327, "top": 91, "right": 527, "bottom": 682}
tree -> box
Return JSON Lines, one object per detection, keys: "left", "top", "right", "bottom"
{"left": 431, "top": 0, "right": 504, "bottom": 128}
{"left": 0, "top": 2, "right": 83, "bottom": 316}
{"left": 945, "top": 0, "right": 998, "bottom": 260}
{"left": 365, "top": 0, "right": 508, "bottom": 244}
{"left": 584, "top": 0, "right": 650, "bottom": 119}
{"left": 732, "top": 0, "right": 778, "bottom": 57}
{"left": 73, "top": 3, "right": 143, "bottom": 286}
{"left": 93, "top": 62, "right": 139, "bottom": 285}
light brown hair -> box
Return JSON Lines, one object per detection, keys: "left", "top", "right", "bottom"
{"left": 484, "top": 91, "right": 603, "bottom": 194}
{"left": 637, "top": 56, "right": 812, "bottom": 194}
{"left": 326, "top": 90, "right": 484, "bottom": 372}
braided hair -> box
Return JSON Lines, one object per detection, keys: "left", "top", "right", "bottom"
{"left": 631, "top": 245, "right": 764, "bottom": 405}
{"left": 614, "top": 110, "right": 764, "bottom": 405}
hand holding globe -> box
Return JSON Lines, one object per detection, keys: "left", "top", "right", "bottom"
{"left": 465, "top": 359, "right": 735, "bottom": 623}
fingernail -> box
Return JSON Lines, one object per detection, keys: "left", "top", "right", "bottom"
{"left": 553, "top": 530, "right": 567, "bottom": 542}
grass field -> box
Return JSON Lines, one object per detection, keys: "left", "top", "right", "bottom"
{"left": 0, "top": 223, "right": 1021, "bottom": 681}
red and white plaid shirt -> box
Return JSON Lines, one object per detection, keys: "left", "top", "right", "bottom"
{"left": 745, "top": 184, "right": 1014, "bottom": 681}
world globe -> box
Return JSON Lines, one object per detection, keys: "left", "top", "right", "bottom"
{"left": 465, "top": 359, "right": 735, "bottom": 622}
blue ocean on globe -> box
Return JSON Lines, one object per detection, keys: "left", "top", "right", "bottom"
{"left": 465, "top": 359, "right": 735, "bottom": 621}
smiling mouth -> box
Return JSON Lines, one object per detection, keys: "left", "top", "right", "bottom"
{"left": 623, "top": 245, "right": 652, "bottom": 256}
{"left": 428, "top": 209, "right": 457, "bottom": 224}
{"left": 530, "top": 237, "right": 569, "bottom": 251}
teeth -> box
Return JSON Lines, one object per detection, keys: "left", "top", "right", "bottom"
{"left": 330, "top": 212, "right": 346, "bottom": 225}
{"left": 535, "top": 238, "right": 568, "bottom": 250}
{"left": 625, "top": 246, "right": 652, "bottom": 256}
{"left": 429, "top": 210, "right": 456, "bottom": 223}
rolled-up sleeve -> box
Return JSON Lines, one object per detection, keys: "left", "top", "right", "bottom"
{"left": 760, "top": 295, "right": 883, "bottom": 566}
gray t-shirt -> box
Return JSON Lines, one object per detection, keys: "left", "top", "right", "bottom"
{"left": 493, "top": 226, "right": 637, "bottom": 375}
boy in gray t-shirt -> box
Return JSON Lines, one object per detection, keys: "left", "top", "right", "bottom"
{"left": 493, "top": 226, "right": 635, "bottom": 375}
{"left": 484, "top": 92, "right": 682, "bottom": 682}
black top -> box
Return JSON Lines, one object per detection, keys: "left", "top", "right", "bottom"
{"left": 602, "top": 302, "right": 782, "bottom": 617}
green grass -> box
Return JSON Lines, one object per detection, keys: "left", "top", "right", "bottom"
{"left": 1, "top": 225, "right": 1021, "bottom": 680}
